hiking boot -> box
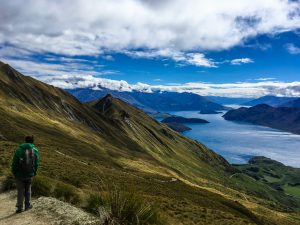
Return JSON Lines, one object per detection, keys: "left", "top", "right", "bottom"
{"left": 16, "top": 208, "right": 23, "bottom": 213}
{"left": 25, "top": 205, "right": 33, "bottom": 211}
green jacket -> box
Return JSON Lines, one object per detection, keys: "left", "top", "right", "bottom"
{"left": 11, "top": 143, "right": 39, "bottom": 178}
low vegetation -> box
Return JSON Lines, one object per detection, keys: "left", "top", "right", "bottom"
{"left": 234, "top": 156, "right": 300, "bottom": 201}
{"left": 1, "top": 174, "right": 16, "bottom": 192}
{"left": 32, "top": 175, "right": 80, "bottom": 204}
{"left": 87, "top": 185, "right": 164, "bottom": 225}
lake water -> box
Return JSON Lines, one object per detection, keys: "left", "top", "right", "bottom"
{"left": 167, "top": 109, "right": 300, "bottom": 168}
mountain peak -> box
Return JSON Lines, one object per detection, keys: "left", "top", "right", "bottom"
{"left": 253, "top": 103, "right": 273, "bottom": 109}
{"left": 0, "top": 62, "right": 23, "bottom": 83}
{"left": 104, "top": 93, "right": 113, "bottom": 98}
{"left": 88, "top": 94, "right": 133, "bottom": 120}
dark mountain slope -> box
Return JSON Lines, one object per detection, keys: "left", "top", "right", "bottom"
{"left": 67, "top": 88, "right": 226, "bottom": 112}
{"left": 244, "top": 96, "right": 298, "bottom": 107}
{"left": 0, "top": 61, "right": 299, "bottom": 224}
{"left": 281, "top": 98, "right": 300, "bottom": 108}
{"left": 223, "top": 104, "right": 300, "bottom": 134}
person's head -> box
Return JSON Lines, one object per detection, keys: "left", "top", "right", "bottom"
{"left": 25, "top": 135, "right": 34, "bottom": 144}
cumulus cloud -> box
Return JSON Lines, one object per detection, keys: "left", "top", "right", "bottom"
{"left": 3, "top": 57, "right": 300, "bottom": 97}
{"left": 2, "top": 58, "right": 118, "bottom": 78}
{"left": 46, "top": 75, "right": 300, "bottom": 98}
{"left": 124, "top": 49, "right": 216, "bottom": 67}
{"left": 1, "top": 0, "right": 300, "bottom": 96}
{"left": 230, "top": 58, "right": 254, "bottom": 65}
{"left": 286, "top": 43, "right": 300, "bottom": 54}
{"left": 0, "top": 0, "right": 299, "bottom": 58}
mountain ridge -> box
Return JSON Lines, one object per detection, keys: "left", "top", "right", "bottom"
{"left": 67, "top": 88, "right": 226, "bottom": 112}
{"left": 281, "top": 98, "right": 300, "bottom": 108}
{"left": 243, "top": 96, "right": 298, "bottom": 107}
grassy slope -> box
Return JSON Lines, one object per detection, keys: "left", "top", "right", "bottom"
{"left": 0, "top": 61, "right": 299, "bottom": 224}
{"left": 235, "top": 157, "right": 300, "bottom": 199}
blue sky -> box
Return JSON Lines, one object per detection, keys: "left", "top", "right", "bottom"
{"left": 101, "top": 32, "right": 300, "bottom": 84}
{"left": 1, "top": 0, "right": 300, "bottom": 97}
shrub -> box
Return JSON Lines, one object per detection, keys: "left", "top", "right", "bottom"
{"left": 1, "top": 174, "right": 16, "bottom": 192}
{"left": 54, "top": 181, "right": 80, "bottom": 204}
{"left": 32, "top": 175, "right": 53, "bottom": 197}
{"left": 32, "top": 175, "right": 80, "bottom": 205}
{"left": 87, "top": 193, "right": 104, "bottom": 214}
{"left": 87, "top": 185, "right": 164, "bottom": 225}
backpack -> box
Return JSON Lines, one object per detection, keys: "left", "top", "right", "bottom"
{"left": 19, "top": 148, "right": 35, "bottom": 174}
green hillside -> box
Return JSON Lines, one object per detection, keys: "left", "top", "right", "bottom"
{"left": 0, "top": 61, "right": 299, "bottom": 224}
{"left": 235, "top": 157, "right": 300, "bottom": 199}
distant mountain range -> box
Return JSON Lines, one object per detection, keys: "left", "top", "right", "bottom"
{"left": 243, "top": 96, "right": 298, "bottom": 107}
{"left": 206, "top": 96, "right": 254, "bottom": 105}
{"left": 67, "top": 88, "right": 226, "bottom": 113}
{"left": 281, "top": 98, "right": 300, "bottom": 108}
{"left": 223, "top": 104, "right": 300, "bottom": 134}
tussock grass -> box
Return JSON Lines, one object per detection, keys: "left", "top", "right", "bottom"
{"left": 87, "top": 185, "right": 165, "bottom": 225}
{"left": 1, "top": 174, "right": 16, "bottom": 192}
{"left": 32, "top": 175, "right": 80, "bottom": 204}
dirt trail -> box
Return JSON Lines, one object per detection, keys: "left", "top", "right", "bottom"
{"left": 0, "top": 190, "right": 100, "bottom": 225}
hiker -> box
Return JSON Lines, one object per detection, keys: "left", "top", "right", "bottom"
{"left": 11, "top": 135, "right": 39, "bottom": 213}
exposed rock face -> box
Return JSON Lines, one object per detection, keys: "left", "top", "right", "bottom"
{"left": 0, "top": 191, "right": 100, "bottom": 225}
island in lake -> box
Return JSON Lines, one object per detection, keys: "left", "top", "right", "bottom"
{"left": 161, "top": 116, "right": 209, "bottom": 124}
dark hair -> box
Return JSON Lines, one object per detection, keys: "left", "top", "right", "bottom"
{"left": 25, "top": 135, "right": 34, "bottom": 143}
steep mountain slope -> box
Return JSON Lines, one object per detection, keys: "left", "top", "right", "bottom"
{"left": 243, "top": 96, "right": 298, "bottom": 107}
{"left": 67, "top": 88, "right": 226, "bottom": 112}
{"left": 0, "top": 61, "right": 299, "bottom": 224}
{"left": 223, "top": 104, "right": 300, "bottom": 134}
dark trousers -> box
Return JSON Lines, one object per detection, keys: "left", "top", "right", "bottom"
{"left": 15, "top": 177, "right": 32, "bottom": 209}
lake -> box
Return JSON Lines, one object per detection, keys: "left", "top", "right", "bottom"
{"left": 167, "top": 109, "right": 300, "bottom": 168}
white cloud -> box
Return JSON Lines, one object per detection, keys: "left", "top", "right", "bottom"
{"left": 0, "top": 0, "right": 299, "bottom": 57}
{"left": 286, "top": 43, "right": 300, "bottom": 54}
{"left": 230, "top": 58, "right": 254, "bottom": 65}
{"left": 255, "top": 77, "right": 276, "bottom": 81}
{"left": 3, "top": 57, "right": 300, "bottom": 97}
{"left": 1, "top": 58, "right": 118, "bottom": 78}
{"left": 185, "top": 53, "right": 216, "bottom": 68}
{"left": 124, "top": 49, "right": 216, "bottom": 67}
{"left": 48, "top": 76, "right": 300, "bottom": 98}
